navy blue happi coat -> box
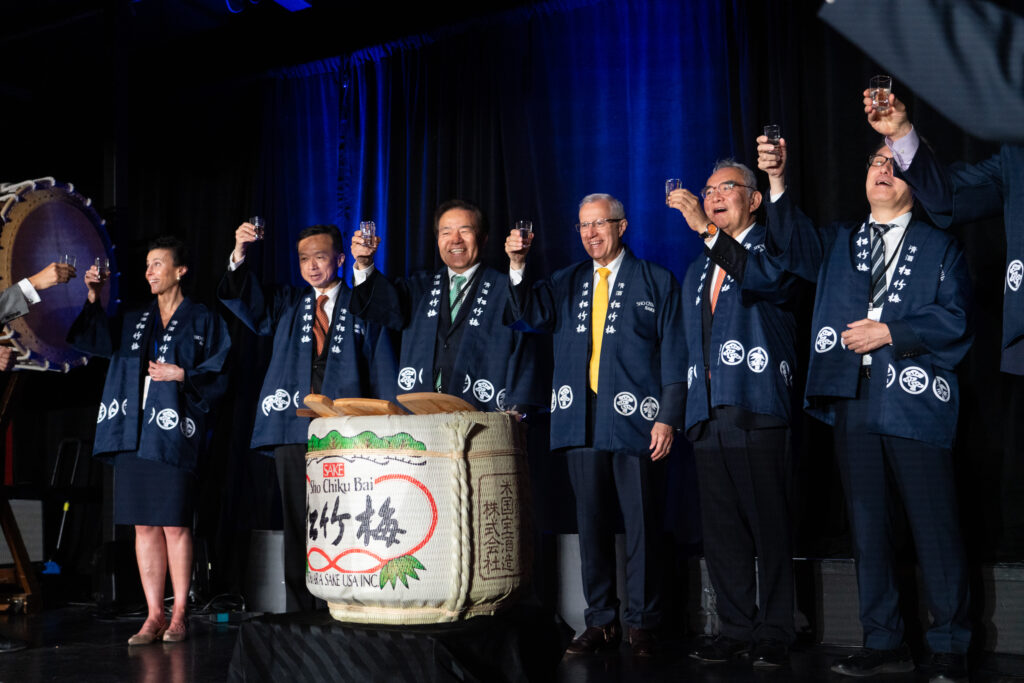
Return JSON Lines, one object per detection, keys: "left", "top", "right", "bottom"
{"left": 69, "top": 298, "right": 230, "bottom": 472}
{"left": 508, "top": 247, "right": 686, "bottom": 452}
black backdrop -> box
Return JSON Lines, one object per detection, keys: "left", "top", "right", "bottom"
{"left": 2, "top": 0, "right": 1018, "bottom": 604}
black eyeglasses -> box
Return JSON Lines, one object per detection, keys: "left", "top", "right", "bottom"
{"left": 866, "top": 154, "right": 896, "bottom": 169}
{"left": 575, "top": 218, "right": 623, "bottom": 232}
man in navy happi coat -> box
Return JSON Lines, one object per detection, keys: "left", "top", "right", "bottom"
{"left": 504, "top": 193, "right": 685, "bottom": 657}
{"left": 667, "top": 160, "right": 800, "bottom": 669}
{"left": 729, "top": 130, "right": 973, "bottom": 681}
{"left": 219, "top": 223, "right": 395, "bottom": 612}
{"left": 348, "top": 199, "right": 545, "bottom": 413}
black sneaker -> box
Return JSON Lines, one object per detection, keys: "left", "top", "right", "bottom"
{"left": 830, "top": 644, "right": 915, "bottom": 677}
{"left": 689, "top": 635, "right": 750, "bottom": 664}
{"left": 751, "top": 639, "right": 788, "bottom": 669}
{"left": 924, "top": 651, "right": 968, "bottom": 683}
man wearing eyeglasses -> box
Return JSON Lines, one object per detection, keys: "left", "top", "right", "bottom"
{"left": 666, "top": 162, "right": 800, "bottom": 669}
{"left": 721, "top": 134, "right": 973, "bottom": 681}
{"left": 504, "top": 193, "right": 685, "bottom": 657}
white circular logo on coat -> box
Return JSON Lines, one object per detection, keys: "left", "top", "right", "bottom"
{"left": 747, "top": 346, "right": 769, "bottom": 373}
{"left": 613, "top": 392, "right": 638, "bottom": 416}
{"left": 886, "top": 364, "right": 896, "bottom": 388}
{"left": 181, "top": 417, "right": 197, "bottom": 438}
{"left": 1007, "top": 259, "right": 1023, "bottom": 292}
{"left": 640, "top": 397, "right": 659, "bottom": 421}
{"left": 97, "top": 402, "right": 107, "bottom": 423}
{"left": 899, "top": 366, "right": 929, "bottom": 395}
{"left": 261, "top": 389, "right": 292, "bottom": 416}
{"left": 687, "top": 365, "right": 696, "bottom": 389}
{"left": 397, "top": 367, "right": 418, "bottom": 391}
{"left": 720, "top": 340, "right": 745, "bottom": 366}
{"left": 932, "top": 376, "right": 951, "bottom": 403}
{"left": 473, "top": 379, "right": 495, "bottom": 403}
{"left": 557, "top": 385, "right": 573, "bottom": 410}
{"left": 462, "top": 374, "right": 472, "bottom": 393}
{"left": 156, "top": 409, "right": 179, "bottom": 430}
{"left": 495, "top": 389, "right": 507, "bottom": 411}
{"left": 122, "top": 398, "right": 128, "bottom": 416}
{"left": 779, "top": 361, "right": 792, "bottom": 387}
{"left": 551, "top": 390, "right": 557, "bottom": 412}
{"left": 815, "top": 327, "right": 838, "bottom": 353}
{"left": 108, "top": 399, "right": 120, "bottom": 419}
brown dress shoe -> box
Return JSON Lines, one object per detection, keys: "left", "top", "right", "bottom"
{"left": 566, "top": 622, "right": 622, "bottom": 654}
{"left": 628, "top": 627, "right": 656, "bottom": 657}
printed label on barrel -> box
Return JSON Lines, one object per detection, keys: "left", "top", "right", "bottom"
{"left": 306, "top": 429, "right": 449, "bottom": 597}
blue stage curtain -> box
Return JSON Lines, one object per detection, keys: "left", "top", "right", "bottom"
{"left": 253, "top": 57, "right": 344, "bottom": 284}
{"left": 333, "top": 0, "right": 754, "bottom": 284}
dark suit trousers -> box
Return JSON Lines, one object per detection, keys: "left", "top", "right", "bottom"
{"left": 833, "top": 375, "right": 970, "bottom": 654}
{"left": 274, "top": 443, "right": 320, "bottom": 613}
{"left": 566, "top": 446, "right": 664, "bottom": 630}
{"left": 693, "top": 420, "right": 795, "bottom": 644}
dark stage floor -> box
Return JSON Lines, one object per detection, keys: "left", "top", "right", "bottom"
{"left": 1, "top": 606, "right": 1024, "bottom": 682}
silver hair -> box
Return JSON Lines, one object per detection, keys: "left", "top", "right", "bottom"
{"left": 579, "top": 193, "right": 625, "bottom": 219}
{"left": 710, "top": 159, "right": 757, "bottom": 193}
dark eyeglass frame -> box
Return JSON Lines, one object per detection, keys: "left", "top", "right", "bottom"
{"left": 866, "top": 154, "right": 896, "bottom": 170}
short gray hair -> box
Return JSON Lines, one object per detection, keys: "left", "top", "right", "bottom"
{"left": 579, "top": 193, "right": 625, "bottom": 219}
{"left": 710, "top": 159, "right": 757, "bottom": 193}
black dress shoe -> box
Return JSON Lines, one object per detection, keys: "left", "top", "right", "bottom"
{"left": 924, "top": 651, "right": 968, "bottom": 683}
{"left": 751, "top": 639, "right": 788, "bottom": 669}
{"left": 566, "top": 621, "right": 622, "bottom": 655}
{"left": 830, "top": 644, "right": 914, "bottom": 677}
{"left": 689, "top": 635, "right": 750, "bottom": 664}
{"left": 628, "top": 627, "right": 656, "bottom": 657}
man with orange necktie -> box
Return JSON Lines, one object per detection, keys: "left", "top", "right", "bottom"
{"left": 505, "top": 193, "right": 685, "bottom": 657}
{"left": 667, "top": 160, "right": 801, "bottom": 669}
{"left": 220, "top": 223, "right": 394, "bottom": 612}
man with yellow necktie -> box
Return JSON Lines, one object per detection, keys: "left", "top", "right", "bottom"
{"left": 505, "top": 193, "right": 685, "bottom": 657}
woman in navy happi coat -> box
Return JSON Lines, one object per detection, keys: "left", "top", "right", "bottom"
{"left": 70, "top": 237, "right": 230, "bottom": 645}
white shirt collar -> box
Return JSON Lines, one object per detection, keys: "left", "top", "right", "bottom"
{"left": 867, "top": 211, "right": 912, "bottom": 230}
{"left": 448, "top": 262, "right": 481, "bottom": 284}
{"left": 592, "top": 247, "right": 626, "bottom": 276}
{"left": 732, "top": 221, "right": 757, "bottom": 245}
{"left": 314, "top": 278, "right": 343, "bottom": 302}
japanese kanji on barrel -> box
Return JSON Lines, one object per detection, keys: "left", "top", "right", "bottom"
{"left": 305, "top": 411, "right": 531, "bottom": 624}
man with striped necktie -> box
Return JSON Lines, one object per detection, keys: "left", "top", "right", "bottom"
{"left": 720, "top": 134, "right": 974, "bottom": 681}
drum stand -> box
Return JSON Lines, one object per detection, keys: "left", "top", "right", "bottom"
{"left": 0, "top": 374, "right": 40, "bottom": 613}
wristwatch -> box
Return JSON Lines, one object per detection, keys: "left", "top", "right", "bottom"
{"left": 699, "top": 222, "right": 718, "bottom": 240}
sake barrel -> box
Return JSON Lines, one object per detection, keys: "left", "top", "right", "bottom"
{"left": 305, "top": 411, "right": 531, "bottom": 624}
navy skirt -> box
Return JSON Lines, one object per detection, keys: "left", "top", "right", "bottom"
{"left": 113, "top": 451, "right": 196, "bottom": 527}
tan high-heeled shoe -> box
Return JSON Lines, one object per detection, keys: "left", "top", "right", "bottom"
{"left": 162, "top": 621, "right": 188, "bottom": 643}
{"left": 128, "top": 621, "right": 167, "bottom": 646}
